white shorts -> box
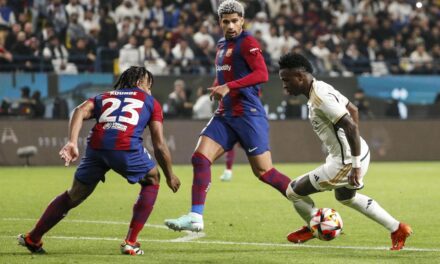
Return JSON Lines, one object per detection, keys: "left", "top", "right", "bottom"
{"left": 297, "top": 150, "right": 370, "bottom": 192}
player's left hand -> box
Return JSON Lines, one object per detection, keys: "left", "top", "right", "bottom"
{"left": 59, "top": 141, "right": 79, "bottom": 167}
{"left": 348, "top": 167, "right": 362, "bottom": 188}
{"left": 166, "top": 174, "right": 181, "bottom": 193}
{"left": 208, "top": 84, "right": 230, "bottom": 101}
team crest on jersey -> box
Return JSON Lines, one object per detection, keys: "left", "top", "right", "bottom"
{"left": 225, "top": 48, "right": 233, "bottom": 57}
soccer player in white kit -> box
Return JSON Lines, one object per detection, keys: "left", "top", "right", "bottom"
{"left": 278, "top": 53, "right": 412, "bottom": 250}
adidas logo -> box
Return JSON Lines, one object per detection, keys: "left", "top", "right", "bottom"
{"left": 314, "top": 174, "right": 320, "bottom": 181}
{"left": 366, "top": 199, "right": 373, "bottom": 209}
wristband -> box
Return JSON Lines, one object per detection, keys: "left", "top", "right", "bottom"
{"left": 351, "top": 156, "right": 361, "bottom": 168}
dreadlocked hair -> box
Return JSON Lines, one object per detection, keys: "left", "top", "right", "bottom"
{"left": 113, "top": 66, "right": 154, "bottom": 90}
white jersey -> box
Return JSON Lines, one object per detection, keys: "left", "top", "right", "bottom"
{"left": 307, "top": 79, "right": 368, "bottom": 164}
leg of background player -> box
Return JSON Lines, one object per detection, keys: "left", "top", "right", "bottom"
{"left": 220, "top": 148, "right": 235, "bottom": 181}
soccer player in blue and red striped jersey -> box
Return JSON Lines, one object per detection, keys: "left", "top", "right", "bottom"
{"left": 18, "top": 66, "right": 181, "bottom": 255}
{"left": 165, "top": 0, "right": 293, "bottom": 232}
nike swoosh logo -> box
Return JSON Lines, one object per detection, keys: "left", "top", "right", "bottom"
{"left": 248, "top": 147, "right": 258, "bottom": 152}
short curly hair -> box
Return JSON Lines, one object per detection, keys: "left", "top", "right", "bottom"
{"left": 218, "top": 0, "right": 244, "bottom": 18}
{"left": 279, "top": 53, "right": 313, "bottom": 74}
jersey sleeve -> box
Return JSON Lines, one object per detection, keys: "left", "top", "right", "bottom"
{"left": 226, "top": 36, "right": 268, "bottom": 89}
{"left": 151, "top": 99, "right": 163, "bottom": 123}
{"left": 319, "top": 91, "right": 349, "bottom": 124}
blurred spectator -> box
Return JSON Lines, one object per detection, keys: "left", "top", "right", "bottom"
{"left": 158, "top": 39, "right": 174, "bottom": 69}
{"left": 82, "top": 9, "right": 100, "bottom": 35}
{"left": 137, "top": 0, "right": 150, "bottom": 23}
{"left": 47, "top": 0, "right": 69, "bottom": 40}
{"left": 117, "top": 16, "right": 135, "bottom": 45}
{"left": 66, "top": 12, "right": 87, "bottom": 49}
{"left": 171, "top": 39, "right": 195, "bottom": 74}
{"left": 193, "top": 23, "right": 215, "bottom": 50}
{"left": 98, "top": 40, "right": 118, "bottom": 73}
{"left": 409, "top": 44, "right": 433, "bottom": 74}
{"left": 311, "top": 38, "right": 331, "bottom": 74}
{"left": 31, "top": 91, "right": 45, "bottom": 118}
{"left": 353, "top": 89, "right": 374, "bottom": 119}
{"left": 342, "top": 44, "right": 370, "bottom": 74}
{"left": 69, "top": 38, "right": 95, "bottom": 72}
{"left": 42, "top": 36, "right": 77, "bottom": 74}
{"left": 380, "top": 39, "right": 400, "bottom": 74}
{"left": 10, "top": 31, "right": 34, "bottom": 71}
{"left": 150, "top": 0, "right": 165, "bottom": 28}
{"left": 52, "top": 96, "right": 69, "bottom": 119}
{"left": 65, "top": 0, "right": 85, "bottom": 23}
{"left": 98, "top": 6, "right": 117, "bottom": 46}
{"left": 139, "top": 37, "right": 167, "bottom": 75}
{"left": 250, "top": 11, "right": 270, "bottom": 36}
{"left": 0, "top": 0, "right": 16, "bottom": 28}
{"left": 118, "top": 35, "right": 140, "bottom": 73}
{"left": 165, "top": 79, "right": 193, "bottom": 118}
{"left": 192, "top": 87, "right": 213, "bottom": 120}
{"left": 115, "top": 0, "right": 138, "bottom": 23}
{"left": 15, "top": 86, "right": 33, "bottom": 116}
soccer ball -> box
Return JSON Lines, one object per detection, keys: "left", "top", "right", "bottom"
{"left": 309, "top": 208, "right": 343, "bottom": 241}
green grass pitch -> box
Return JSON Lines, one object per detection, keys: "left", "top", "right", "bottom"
{"left": 1, "top": 162, "right": 440, "bottom": 263}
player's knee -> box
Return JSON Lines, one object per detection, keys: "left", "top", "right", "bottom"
{"left": 140, "top": 170, "right": 160, "bottom": 186}
{"left": 66, "top": 190, "right": 87, "bottom": 208}
{"left": 286, "top": 180, "right": 307, "bottom": 201}
{"left": 335, "top": 188, "right": 356, "bottom": 204}
{"left": 191, "top": 152, "right": 211, "bottom": 167}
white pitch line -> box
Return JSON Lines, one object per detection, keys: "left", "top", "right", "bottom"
{"left": 2, "top": 217, "right": 205, "bottom": 242}
{"left": 2, "top": 234, "right": 439, "bottom": 253}
{"left": 3, "top": 218, "right": 439, "bottom": 252}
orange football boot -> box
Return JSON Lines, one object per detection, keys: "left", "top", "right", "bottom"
{"left": 287, "top": 226, "right": 315, "bottom": 244}
{"left": 390, "top": 222, "right": 412, "bottom": 250}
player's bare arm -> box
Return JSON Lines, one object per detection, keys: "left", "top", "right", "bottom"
{"left": 59, "top": 100, "right": 94, "bottom": 166}
{"left": 346, "top": 102, "right": 359, "bottom": 126}
{"left": 149, "top": 120, "right": 180, "bottom": 192}
{"left": 335, "top": 109, "right": 362, "bottom": 187}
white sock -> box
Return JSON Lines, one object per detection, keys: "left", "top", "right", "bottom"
{"left": 340, "top": 193, "right": 399, "bottom": 232}
{"left": 286, "top": 187, "right": 317, "bottom": 223}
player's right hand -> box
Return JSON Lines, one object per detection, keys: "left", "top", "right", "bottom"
{"left": 59, "top": 141, "right": 79, "bottom": 167}
{"left": 166, "top": 174, "right": 181, "bottom": 193}
{"left": 348, "top": 167, "right": 362, "bottom": 188}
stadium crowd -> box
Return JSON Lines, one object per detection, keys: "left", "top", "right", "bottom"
{"left": 0, "top": 0, "right": 438, "bottom": 76}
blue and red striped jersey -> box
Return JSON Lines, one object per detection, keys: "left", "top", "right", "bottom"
{"left": 215, "top": 31, "right": 268, "bottom": 117}
{"left": 87, "top": 87, "right": 163, "bottom": 150}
